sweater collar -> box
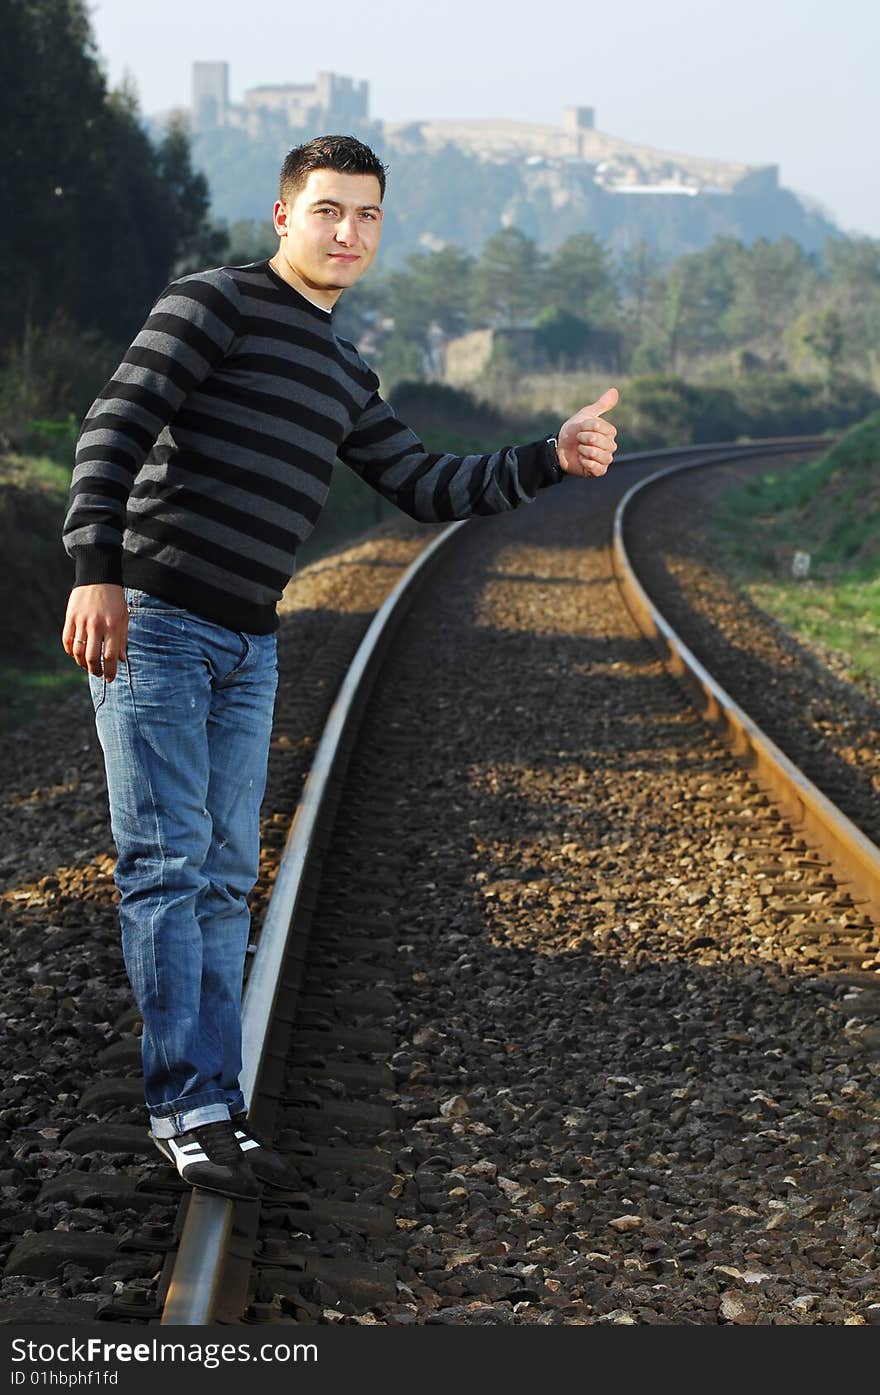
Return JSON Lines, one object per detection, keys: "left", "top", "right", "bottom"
{"left": 262, "top": 260, "right": 335, "bottom": 321}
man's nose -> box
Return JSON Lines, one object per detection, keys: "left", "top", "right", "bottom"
{"left": 335, "top": 216, "right": 358, "bottom": 244}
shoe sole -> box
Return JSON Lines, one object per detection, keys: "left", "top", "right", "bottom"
{"left": 186, "top": 1177, "right": 261, "bottom": 1202}
{"left": 256, "top": 1173, "right": 301, "bottom": 1191}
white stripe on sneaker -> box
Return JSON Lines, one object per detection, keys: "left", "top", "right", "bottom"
{"left": 169, "top": 1139, "right": 209, "bottom": 1166}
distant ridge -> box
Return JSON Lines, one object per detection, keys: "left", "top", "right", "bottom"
{"left": 173, "top": 64, "right": 842, "bottom": 261}
{"left": 383, "top": 111, "right": 776, "bottom": 199}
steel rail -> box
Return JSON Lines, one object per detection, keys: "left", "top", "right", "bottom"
{"left": 610, "top": 433, "right": 830, "bottom": 468}
{"left": 612, "top": 442, "right": 880, "bottom": 922}
{"left": 160, "top": 520, "right": 466, "bottom": 1325}
{"left": 160, "top": 432, "right": 848, "bottom": 1324}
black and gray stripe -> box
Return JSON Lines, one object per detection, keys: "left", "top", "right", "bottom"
{"left": 63, "top": 259, "right": 563, "bottom": 634}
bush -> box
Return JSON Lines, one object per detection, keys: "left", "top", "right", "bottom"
{"left": 387, "top": 381, "right": 505, "bottom": 438}
{"left": 614, "top": 376, "right": 698, "bottom": 449}
{"left": 689, "top": 385, "right": 744, "bottom": 443}
{"left": 533, "top": 308, "right": 592, "bottom": 368}
{"left": 728, "top": 372, "right": 879, "bottom": 438}
{"left": 375, "top": 334, "right": 426, "bottom": 396}
{"left": 0, "top": 315, "right": 119, "bottom": 449}
{"left": 0, "top": 455, "right": 72, "bottom": 663}
{"left": 23, "top": 416, "right": 80, "bottom": 461}
{"left": 611, "top": 372, "right": 880, "bottom": 452}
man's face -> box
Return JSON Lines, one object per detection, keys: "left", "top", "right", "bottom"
{"left": 272, "top": 169, "right": 383, "bottom": 304}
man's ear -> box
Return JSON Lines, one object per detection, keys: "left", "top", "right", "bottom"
{"left": 272, "top": 199, "right": 288, "bottom": 237}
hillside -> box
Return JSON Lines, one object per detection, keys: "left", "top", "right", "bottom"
{"left": 713, "top": 414, "right": 880, "bottom": 688}
{"left": 189, "top": 120, "right": 840, "bottom": 266}
{"left": 719, "top": 413, "right": 880, "bottom": 579}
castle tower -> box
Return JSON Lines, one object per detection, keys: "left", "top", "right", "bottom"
{"left": 192, "top": 62, "right": 229, "bottom": 131}
{"left": 563, "top": 106, "right": 595, "bottom": 132}
{"left": 563, "top": 106, "right": 595, "bottom": 158}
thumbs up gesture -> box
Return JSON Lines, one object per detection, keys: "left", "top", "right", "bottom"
{"left": 556, "top": 387, "right": 619, "bottom": 478}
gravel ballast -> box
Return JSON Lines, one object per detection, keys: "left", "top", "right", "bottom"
{"left": 1, "top": 461, "right": 877, "bottom": 1326}
{"left": 252, "top": 466, "right": 880, "bottom": 1326}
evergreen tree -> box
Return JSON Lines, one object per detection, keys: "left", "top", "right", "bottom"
{"left": 0, "top": 0, "right": 220, "bottom": 351}
{"left": 544, "top": 233, "right": 618, "bottom": 326}
{"left": 470, "top": 228, "right": 545, "bottom": 327}
{"left": 720, "top": 237, "right": 817, "bottom": 347}
{"left": 387, "top": 247, "right": 474, "bottom": 345}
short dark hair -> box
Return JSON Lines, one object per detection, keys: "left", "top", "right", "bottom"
{"left": 279, "top": 135, "right": 388, "bottom": 203}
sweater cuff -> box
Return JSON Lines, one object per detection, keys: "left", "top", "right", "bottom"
{"left": 541, "top": 436, "right": 565, "bottom": 484}
{"left": 518, "top": 437, "right": 564, "bottom": 493}
{"left": 71, "top": 547, "right": 125, "bottom": 588}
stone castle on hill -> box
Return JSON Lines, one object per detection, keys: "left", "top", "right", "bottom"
{"left": 192, "top": 64, "right": 369, "bottom": 139}
{"left": 190, "top": 61, "right": 779, "bottom": 202}
{"left": 186, "top": 62, "right": 837, "bottom": 264}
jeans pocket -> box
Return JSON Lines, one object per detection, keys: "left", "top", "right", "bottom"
{"left": 89, "top": 674, "right": 107, "bottom": 712}
{"left": 130, "top": 590, "right": 190, "bottom": 617}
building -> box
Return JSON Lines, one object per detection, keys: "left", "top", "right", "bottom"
{"left": 383, "top": 106, "right": 775, "bottom": 198}
{"left": 192, "top": 62, "right": 229, "bottom": 130}
{"left": 191, "top": 64, "right": 370, "bottom": 137}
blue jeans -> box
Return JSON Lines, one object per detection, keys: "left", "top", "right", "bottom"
{"left": 90, "top": 589, "right": 278, "bottom": 1138}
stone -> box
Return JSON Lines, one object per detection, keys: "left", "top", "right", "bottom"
{"left": 439, "top": 1096, "right": 469, "bottom": 1119}
{"left": 5, "top": 1231, "right": 119, "bottom": 1278}
{"left": 719, "top": 1291, "right": 758, "bottom": 1325}
{"left": 61, "top": 1124, "right": 154, "bottom": 1155}
{"left": 78, "top": 1079, "right": 145, "bottom": 1112}
{"left": 608, "top": 1215, "right": 642, "bottom": 1233}
{"left": 37, "top": 1172, "right": 166, "bottom": 1210}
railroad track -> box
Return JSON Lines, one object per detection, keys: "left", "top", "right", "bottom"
{"left": 3, "top": 437, "right": 878, "bottom": 1328}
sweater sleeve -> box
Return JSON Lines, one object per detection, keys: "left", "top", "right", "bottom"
{"left": 337, "top": 389, "right": 564, "bottom": 522}
{"left": 62, "top": 269, "right": 242, "bottom": 587}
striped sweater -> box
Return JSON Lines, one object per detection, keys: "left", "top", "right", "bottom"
{"left": 63, "top": 259, "right": 563, "bottom": 634}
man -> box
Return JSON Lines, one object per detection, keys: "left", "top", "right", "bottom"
{"left": 61, "top": 135, "right": 619, "bottom": 1201}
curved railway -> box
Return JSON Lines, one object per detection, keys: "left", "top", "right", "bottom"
{"left": 1, "top": 437, "right": 878, "bottom": 1328}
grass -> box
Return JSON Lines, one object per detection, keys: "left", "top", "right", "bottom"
{"left": 0, "top": 645, "right": 84, "bottom": 734}
{"left": 0, "top": 451, "right": 78, "bottom": 733}
{"left": 747, "top": 578, "right": 880, "bottom": 691}
{"left": 1, "top": 450, "right": 71, "bottom": 496}
{"left": 712, "top": 413, "right": 880, "bottom": 690}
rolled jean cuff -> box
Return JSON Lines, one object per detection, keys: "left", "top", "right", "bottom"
{"left": 225, "top": 1090, "right": 246, "bottom": 1117}
{"left": 150, "top": 1099, "right": 230, "bottom": 1139}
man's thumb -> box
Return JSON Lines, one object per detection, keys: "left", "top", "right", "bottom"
{"left": 586, "top": 387, "right": 619, "bottom": 417}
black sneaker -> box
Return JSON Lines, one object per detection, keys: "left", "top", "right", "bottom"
{"left": 152, "top": 1119, "right": 261, "bottom": 1200}
{"left": 231, "top": 1113, "right": 301, "bottom": 1191}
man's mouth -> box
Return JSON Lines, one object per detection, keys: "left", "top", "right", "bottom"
{"left": 329, "top": 254, "right": 359, "bottom": 262}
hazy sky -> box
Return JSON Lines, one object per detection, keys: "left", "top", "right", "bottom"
{"left": 88, "top": 0, "right": 879, "bottom": 237}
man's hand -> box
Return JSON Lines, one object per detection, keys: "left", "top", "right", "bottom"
{"left": 556, "top": 387, "right": 619, "bottom": 478}
{"left": 62, "top": 584, "right": 128, "bottom": 682}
